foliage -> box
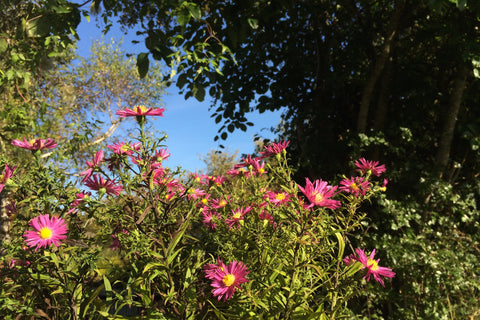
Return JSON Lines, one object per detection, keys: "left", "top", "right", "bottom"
{"left": 200, "top": 148, "right": 239, "bottom": 176}
{"left": 0, "top": 113, "right": 391, "bottom": 319}
{"left": 34, "top": 37, "right": 167, "bottom": 168}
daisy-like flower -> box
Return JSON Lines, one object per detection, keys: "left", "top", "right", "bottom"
{"left": 204, "top": 259, "right": 250, "bottom": 301}
{"left": 187, "top": 187, "right": 206, "bottom": 201}
{"left": 260, "top": 140, "right": 290, "bottom": 158}
{"left": 67, "top": 191, "right": 91, "bottom": 214}
{"left": 152, "top": 148, "right": 170, "bottom": 162}
{"left": 225, "top": 206, "right": 252, "bottom": 229}
{"left": 116, "top": 105, "right": 165, "bottom": 118}
{"left": 0, "top": 163, "right": 16, "bottom": 193}
{"left": 265, "top": 190, "right": 291, "bottom": 206}
{"left": 23, "top": 214, "right": 68, "bottom": 251}
{"left": 80, "top": 150, "right": 104, "bottom": 182}
{"left": 11, "top": 138, "right": 57, "bottom": 150}
{"left": 339, "top": 176, "right": 370, "bottom": 197}
{"left": 355, "top": 158, "right": 386, "bottom": 177}
{"left": 211, "top": 197, "right": 229, "bottom": 209}
{"left": 107, "top": 142, "right": 141, "bottom": 155}
{"left": 84, "top": 174, "right": 123, "bottom": 196}
{"left": 201, "top": 207, "right": 222, "bottom": 229}
{"left": 298, "top": 178, "right": 341, "bottom": 209}
{"left": 355, "top": 248, "right": 395, "bottom": 287}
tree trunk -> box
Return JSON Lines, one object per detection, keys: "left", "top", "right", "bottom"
{"left": 434, "top": 63, "right": 469, "bottom": 176}
{"left": 357, "top": 0, "right": 406, "bottom": 133}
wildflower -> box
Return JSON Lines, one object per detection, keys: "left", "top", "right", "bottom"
{"left": 260, "top": 140, "right": 290, "bottom": 158}
{"left": 187, "top": 187, "right": 206, "bottom": 201}
{"left": 67, "top": 191, "right": 91, "bottom": 214}
{"left": 116, "top": 105, "right": 165, "bottom": 117}
{"left": 225, "top": 206, "right": 252, "bottom": 229}
{"left": 11, "top": 138, "right": 57, "bottom": 150}
{"left": 339, "top": 176, "right": 370, "bottom": 196}
{"left": 298, "top": 178, "right": 341, "bottom": 209}
{"left": 211, "top": 197, "right": 229, "bottom": 209}
{"left": 10, "top": 259, "right": 30, "bottom": 268}
{"left": 0, "top": 163, "right": 16, "bottom": 193}
{"left": 23, "top": 214, "right": 68, "bottom": 251}
{"left": 107, "top": 142, "right": 141, "bottom": 155}
{"left": 152, "top": 148, "right": 170, "bottom": 162}
{"left": 355, "top": 158, "right": 386, "bottom": 177}
{"left": 205, "top": 259, "right": 250, "bottom": 301}
{"left": 84, "top": 174, "right": 123, "bottom": 196}
{"left": 355, "top": 248, "right": 395, "bottom": 287}
{"left": 265, "top": 190, "right": 291, "bottom": 206}
{"left": 201, "top": 207, "right": 221, "bottom": 229}
{"left": 80, "top": 150, "right": 104, "bottom": 182}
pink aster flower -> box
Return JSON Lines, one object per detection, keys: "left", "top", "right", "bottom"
{"left": 211, "top": 197, "right": 229, "bottom": 209}
{"left": 298, "top": 178, "right": 341, "bottom": 209}
{"left": 201, "top": 207, "right": 222, "bottom": 229}
{"left": 225, "top": 206, "right": 252, "bottom": 229}
{"left": 339, "top": 176, "right": 370, "bottom": 196}
{"left": 152, "top": 148, "right": 170, "bottom": 162}
{"left": 11, "top": 138, "right": 57, "bottom": 150}
{"left": 355, "top": 158, "right": 386, "bottom": 177}
{"left": 84, "top": 174, "right": 123, "bottom": 196}
{"left": 260, "top": 140, "right": 290, "bottom": 158}
{"left": 107, "top": 142, "right": 141, "bottom": 155}
{"left": 0, "top": 163, "right": 16, "bottom": 193}
{"left": 265, "top": 190, "right": 291, "bottom": 206}
{"left": 355, "top": 248, "right": 395, "bottom": 287}
{"left": 80, "top": 150, "right": 104, "bottom": 182}
{"left": 67, "top": 191, "right": 91, "bottom": 214}
{"left": 23, "top": 214, "right": 68, "bottom": 251}
{"left": 116, "top": 105, "right": 165, "bottom": 118}
{"left": 205, "top": 259, "right": 250, "bottom": 301}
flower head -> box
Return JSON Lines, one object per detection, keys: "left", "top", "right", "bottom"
{"left": 11, "top": 138, "right": 57, "bottom": 150}
{"left": 205, "top": 259, "right": 250, "bottom": 301}
{"left": 225, "top": 206, "right": 252, "bottom": 229}
{"left": 116, "top": 105, "right": 165, "bottom": 118}
{"left": 84, "top": 174, "right": 123, "bottom": 196}
{"left": 23, "top": 214, "right": 68, "bottom": 251}
{"left": 298, "top": 178, "right": 340, "bottom": 209}
{"left": 339, "top": 176, "right": 370, "bottom": 196}
{"left": 354, "top": 248, "right": 395, "bottom": 287}
{"left": 265, "top": 190, "right": 291, "bottom": 206}
{"left": 260, "top": 140, "right": 290, "bottom": 158}
{"left": 0, "top": 163, "right": 16, "bottom": 193}
{"left": 80, "top": 150, "right": 104, "bottom": 182}
{"left": 355, "top": 158, "right": 386, "bottom": 177}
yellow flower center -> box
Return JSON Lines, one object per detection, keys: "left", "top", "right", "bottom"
{"left": 275, "top": 193, "right": 286, "bottom": 201}
{"left": 258, "top": 168, "right": 265, "bottom": 174}
{"left": 201, "top": 198, "right": 208, "bottom": 205}
{"left": 134, "top": 105, "right": 148, "bottom": 113}
{"left": 350, "top": 183, "right": 359, "bottom": 191}
{"left": 367, "top": 258, "right": 379, "bottom": 271}
{"left": 222, "top": 274, "right": 236, "bottom": 287}
{"left": 313, "top": 192, "right": 324, "bottom": 203}
{"left": 120, "top": 144, "right": 130, "bottom": 152}
{"left": 39, "top": 227, "right": 53, "bottom": 239}
{"left": 219, "top": 199, "right": 227, "bottom": 207}
{"left": 233, "top": 212, "right": 241, "bottom": 219}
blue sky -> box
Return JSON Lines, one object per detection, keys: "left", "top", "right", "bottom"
{"left": 74, "top": 12, "right": 283, "bottom": 173}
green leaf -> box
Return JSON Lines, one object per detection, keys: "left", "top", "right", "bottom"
{"left": 334, "top": 232, "right": 345, "bottom": 261}
{"left": 187, "top": 3, "right": 202, "bottom": 20}
{"left": 248, "top": 18, "right": 259, "bottom": 29}
{"left": 0, "top": 38, "right": 7, "bottom": 54}
{"left": 192, "top": 83, "right": 205, "bottom": 101}
{"left": 177, "top": 12, "right": 190, "bottom": 27}
{"left": 136, "top": 52, "right": 150, "bottom": 78}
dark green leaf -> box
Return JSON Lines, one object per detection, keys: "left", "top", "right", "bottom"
{"left": 136, "top": 52, "right": 150, "bottom": 78}
{"left": 192, "top": 83, "right": 205, "bottom": 101}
